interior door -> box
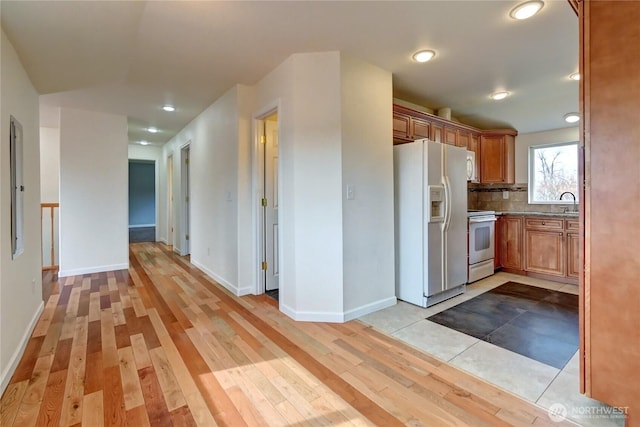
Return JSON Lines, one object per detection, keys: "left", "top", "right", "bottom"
{"left": 264, "top": 115, "right": 279, "bottom": 291}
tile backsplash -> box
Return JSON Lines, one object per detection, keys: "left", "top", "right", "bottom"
{"left": 467, "top": 183, "right": 579, "bottom": 213}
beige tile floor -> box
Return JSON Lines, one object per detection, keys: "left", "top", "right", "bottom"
{"left": 358, "top": 272, "right": 626, "bottom": 427}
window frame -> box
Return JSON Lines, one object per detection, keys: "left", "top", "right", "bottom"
{"left": 528, "top": 140, "right": 579, "bottom": 205}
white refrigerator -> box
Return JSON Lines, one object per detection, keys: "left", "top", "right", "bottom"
{"left": 394, "top": 139, "right": 468, "bottom": 308}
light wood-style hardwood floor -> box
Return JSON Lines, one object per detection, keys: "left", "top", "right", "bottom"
{"left": 1, "top": 242, "right": 578, "bottom": 426}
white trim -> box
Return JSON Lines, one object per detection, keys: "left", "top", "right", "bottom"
{"left": 180, "top": 143, "right": 191, "bottom": 256}
{"left": 58, "top": 263, "right": 129, "bottom": 278}
{"left": 279, "top": 303, "right": 346, "bottom": 323}
{"left": 129, "top": 224, "right": 156, "bottom": 228}
{"left": 343, "top": 296, "right": 398, "bottom": 322}
{"left": 159, "top": 238, "right": 168, "bottom": 245}
{"left": 279, "top": 296, "right": 397, "bottom": 323}
{"left": 252, "top": 100, "right": 281, "bottom": 297}
{"left": 167, "top": 154, "right": 174, "bottom": 248}
{"left": 0, "top": 301, "right": 44, "bottom": 395}
{"left": 190, "top": 259, "right": 253, "bottom": 296}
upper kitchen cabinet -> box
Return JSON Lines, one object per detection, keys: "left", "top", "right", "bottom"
{"left": 393, "top": 104, "right": 516, "bottom": 184}
{"left": 479, "top": 130, "right": 517, "bottom": 184}
{"left": 393, "top": 105, "right": 431, "bottom": 144}
{"left": 394, "top": 104, "right": 485, "bottom": 147}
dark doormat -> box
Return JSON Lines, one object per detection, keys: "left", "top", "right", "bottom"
{"left": 427, "top": 281, "right": 578, "bottom": 369}
{"left": 265, "top": 289, "right": 279, "bottom": 301}
{"left": 129, "top": 226, "right": 156, "bottom": 243}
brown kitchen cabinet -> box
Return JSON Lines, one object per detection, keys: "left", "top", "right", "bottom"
{"left": 457, "top": 129, "right": 471, "bottom": 148}
{"left": 494, "top": 216, "right": 503, "bottom": 269}
{"left": 392, "top": 104, "right": 510, "bottom": 152}
{"left": 468, "top": 133, "right": 479, "bottom": 153}
{"left": 430, "top": 121, "right": 444, "bottom": 144}
{"left": 392, "top": 105, "right": 516, "bottom": 184}
{"left": 500, "top": 216, "right": 523, "bottom": 271}
{"left": 497, "top": 215, "right": 578, "bottom": 284}
{"left": 524, "top": 218, "right": 565, "bottom": 277}
{"left": 566, "top": 219, "right": 579, "bottom": 278}
{"left": 479, "top": 130, "right": 516, "bottom": 184}
{"left": 393, "top": 111, "right": 430, "bottom": 143}
{"left": 444, "top": 126, "right": 458, "bottom": 146}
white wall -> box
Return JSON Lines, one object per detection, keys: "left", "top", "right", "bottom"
{"left": 251, "top": 52, "right": 345, "bottom": 320}
{"left": 161, "top": 86, "right": 243, "bottom": 292}
{"left": 340, "top": 55, "right": 396, "bottom": 317}
{"left": 235, "top": 85, "right": 256, "bottom": 294}
{"left": 156, "top": 51, "right": 395, "bottom": 322}
{"left": 251, "top": 52, "right": 396, "bottom": 321}
{"left": 40, "top": 126, "right": 60, "bottom": 203}
{"left": 59, "top": 108, "right": 128, "bottom": 276}
{"left": 515, "top": 127, "right": 580, "bottom": 183}
{"left": 0, "top": 29, "right": 44, "bottom": 394}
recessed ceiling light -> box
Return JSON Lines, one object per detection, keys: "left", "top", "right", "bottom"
{"left": 162, "top": 105, "right": 176, "bottom": 112}
{"left": 569, "top": 72, "right": 581, "bottom": 81}
{"left": 147, "top": 127, "right": 159, "bottom": 133}
{"left": 412, "top": 50, "right": 436, "bottom": 63}
{"left": 564, "top": 113, "right": 580, "bottom": 123}
{"left": 490, "top": 91, "right": 510, "bottom": 100}
{"left": 509, "top": 1, "right": 544, "bottom": 20}
{"left": 139, "top": 141, "right": 149, "bottom": 145}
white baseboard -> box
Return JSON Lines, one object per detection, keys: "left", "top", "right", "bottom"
{"left": 279, "top": 295, "right": 397, "bottom": 323}
{"left": 190, "top": 259, "right": 246, "bottom": 296}
{"left": 343, "top": 296, "right": 397, "bottom": 322}
{"left": 58, "top": 263, "right": 129, "bottom": 278}
{"left": 129, "top": 224, "right": 156, "bottom": 229}
{"left": 279, "top": 303, "right": 346, "bottom": 323}
{"left": 0, "top": 301, "right": 44, "bottom": 395}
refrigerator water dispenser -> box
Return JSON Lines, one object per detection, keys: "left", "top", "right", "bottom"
{"left": 427, "top": 185, "right": 445, "bottom": 222}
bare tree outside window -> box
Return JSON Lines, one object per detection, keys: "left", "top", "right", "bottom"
{"left": 529, "top": 142, "right": 578, "bottom": 203}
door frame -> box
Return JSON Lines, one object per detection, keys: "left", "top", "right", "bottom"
{"left": 167, "top": 154, "right": 174, "bottom": 247}
{"left": 252, "top": 100, "right": 281, "bottom": 296}
{"left": 179, "top": 142, "right": 191, "bottom": 256}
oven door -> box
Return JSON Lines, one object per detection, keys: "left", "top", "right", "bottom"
{"left": 469, "top": 216, "right": 495, "bottom": 264}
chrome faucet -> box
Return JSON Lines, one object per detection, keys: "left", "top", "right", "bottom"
{"left": 559, "top": 191, "right": 577, "bottom": 212}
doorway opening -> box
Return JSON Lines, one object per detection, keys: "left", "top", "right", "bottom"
{"left": 256, "top": 111, "right": 280, "bottom": 299}
{"left": 128, "top": 159, "right": 156, "bottom": 243}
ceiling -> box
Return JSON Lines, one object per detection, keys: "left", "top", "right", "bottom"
{"left": 1, "top": 1, "right": 578, "bottom": 146}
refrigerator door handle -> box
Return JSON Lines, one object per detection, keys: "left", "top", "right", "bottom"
{"left": 443, "top": 176, "right": 451, "bottom": 231}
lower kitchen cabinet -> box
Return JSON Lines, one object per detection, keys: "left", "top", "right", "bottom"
{"left": 497, "top": 215, "right": 578, "bottom": 284}
{"left": 525, "top": 229, "right": 565, "bottom": 277}
{"left": 494, "top": 216, "right": 502, "bottom": 270}
{"left": 500, "top": 216, "right": 523, "bottom": 271}
{"left": 566, "top": 219, "right": 580, "bottom": 278}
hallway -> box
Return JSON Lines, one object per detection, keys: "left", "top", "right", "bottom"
{"left": 1, "top": 243, "right": 577, "bottom": 426}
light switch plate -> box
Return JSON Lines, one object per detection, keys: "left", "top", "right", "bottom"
{"left": 346, "top": 185, "right": 355, "bottom": 200}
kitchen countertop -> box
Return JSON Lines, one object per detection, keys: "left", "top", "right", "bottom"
{"left": 496, "top": 211, "right": 579, "bottom": 218}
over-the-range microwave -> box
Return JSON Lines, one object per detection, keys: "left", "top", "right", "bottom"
{"left": 466, "top": 150, "right": 478, "bottom": 183}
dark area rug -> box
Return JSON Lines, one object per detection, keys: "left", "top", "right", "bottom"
{"left": 427, "top": 281, "right": 578, "bottom": 369}
{"left": 129, "top": 226, "right": 156, "bottom": 243}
